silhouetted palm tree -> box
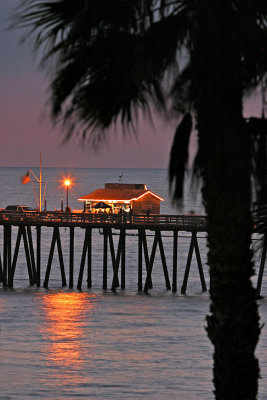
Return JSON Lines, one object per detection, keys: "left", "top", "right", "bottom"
{"left": 15, "top": 1, "right": 267, "bottom": 398}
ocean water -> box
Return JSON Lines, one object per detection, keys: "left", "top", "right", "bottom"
{"left": 0, "top": 167, "right": 266, "bottom": 399}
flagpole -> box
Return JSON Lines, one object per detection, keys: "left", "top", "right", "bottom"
{"left": 40, "top": 152, "right": 42, "bottom": 212}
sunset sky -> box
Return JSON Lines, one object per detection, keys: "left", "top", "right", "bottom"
{"left": 0, "top": 0, "right": 263, "bottom": 169}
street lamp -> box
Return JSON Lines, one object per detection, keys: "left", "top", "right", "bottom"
{"left": 64, "top": 179, "right": 71, "bottom": 209}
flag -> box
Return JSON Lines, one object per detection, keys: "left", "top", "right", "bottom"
{"left": 21, "top": 171, "right": 30, "bottom": 184}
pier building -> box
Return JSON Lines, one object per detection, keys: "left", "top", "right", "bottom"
{"left": 78, "top": 183, "right": 164, "bottom": 214}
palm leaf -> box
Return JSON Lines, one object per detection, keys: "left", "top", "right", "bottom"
{"left": 168, "top": 112, "right": 192, "bottom": 201}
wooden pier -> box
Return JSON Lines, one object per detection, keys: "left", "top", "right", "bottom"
{"left": 0, "top": 211, "right": 265, "bottom": 294}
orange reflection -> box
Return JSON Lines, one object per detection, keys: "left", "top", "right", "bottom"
{"left": 40, "top": 292, "right": 95, "bottom": 367}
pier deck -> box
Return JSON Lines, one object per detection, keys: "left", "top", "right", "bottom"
{"left": 0, "top": 211, "right": 207, "bottom": 230}
{"left": 0, "top": 211, "right": 265, "bottom": 295}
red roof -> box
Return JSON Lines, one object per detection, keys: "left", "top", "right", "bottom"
{"left": 78, "top": 188, "right": 164, "bottom": 202}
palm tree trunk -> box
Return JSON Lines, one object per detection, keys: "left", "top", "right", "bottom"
{"left": 193, "top": 2, "right": 261, "bottom": 398}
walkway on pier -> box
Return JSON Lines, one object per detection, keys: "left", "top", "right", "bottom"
{"left": 0, "top": 211, "right": 207, "bottom": 230}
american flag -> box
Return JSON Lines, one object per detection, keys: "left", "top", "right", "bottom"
{"left": 21, "top": 171, "right": 30, "bottom": 184}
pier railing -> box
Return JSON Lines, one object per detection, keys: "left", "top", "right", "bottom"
{"left": 0, "top": 211, "right": 208, "bottom": 231}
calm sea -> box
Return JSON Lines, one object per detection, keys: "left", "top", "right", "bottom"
{"left": 0, "top": 167, "right": 266, "bottom": 400}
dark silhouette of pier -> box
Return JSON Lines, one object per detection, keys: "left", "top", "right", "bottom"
{"left": 0, "top": 211, "right": 265, "bottom": 294}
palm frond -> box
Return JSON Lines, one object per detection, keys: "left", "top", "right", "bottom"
{"left": 168, "top": 112, "right": 193, "bottom": 201}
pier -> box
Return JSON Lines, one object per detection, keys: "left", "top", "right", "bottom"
{"left": 0, "top": 211, "right": 265, "bottom": 294}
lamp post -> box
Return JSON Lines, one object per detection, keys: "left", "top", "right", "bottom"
{"left": 64, "top": 179, "right": 70, "bottom": 209}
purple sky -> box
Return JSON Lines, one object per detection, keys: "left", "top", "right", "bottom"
{"left": 0, "top": 1, "right": 263, "bottom": 169}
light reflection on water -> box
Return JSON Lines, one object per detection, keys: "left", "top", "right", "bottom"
{"left": 39, "top": 292, "right": 96, "bottom": 367}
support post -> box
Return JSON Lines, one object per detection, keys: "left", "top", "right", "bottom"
{"left": 120, "top": 228, "right": 126, "bottom": 289}
{"left": 0, "top": 251, "right": 2, "bottom": 283}
{"left": 172, "top": 230, "right": 178, "bottom": 292}
{"left": 138, "top": 229, "right": 143, "bottom": 291}
{"left": 193, "top": 232, "right": 206, "bottom": 292}
{"left": 142, "top": 229, "right": 153, "bottom": 289}
{"left": 43, "top": 228, "right": 57, "bottom": 288}
{"left": 55, "top": 227, "right": 67, "bottom": 287}
{"left": 257, "top": 234, "right": 267, "bottom": 296}
{"left": 77, "top": 228, "right": 92, "bottom": 290}
{"left": 3, "top": 225, "right": 8, "bottom": 287}
{"left": 103, "top": 228, "right": 108, "bottom": 290}
{"left": 181, "top": 233, "right": 194, "bottom": 294}
{"left": 9, "top": 226, "right": 23, "bottom": 287}
{"left": 27, "top": 226, "right": 37, "bottom": 283}
{"left": 181, "top": 232, "right": 205, "bottom": 294}
{"left": 87, "top": 228, "right": 92, "bottom": 288}
{"left": 36, "top": 226, "right": 41, "bottom": 287}
{"left": 22, "top": 226, "right": 34, "bottom": 285}
{"left": 108, "top": 228, "right": 120, "bottom": 291}
{"left": 157, "top": 230, "right": 171, "bottom": 290}
{"left": 3, "top": 225, "right": 12, "bottom": 287}
{"left": 144, "top": 231, "right": 158, "bottom": 293}
{"left": 69, "top": 227, "right": 74, "bottom": 288}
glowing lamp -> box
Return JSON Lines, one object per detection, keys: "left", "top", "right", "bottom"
{"left": 64, "top": 179, "right": 71, "bottom": 208}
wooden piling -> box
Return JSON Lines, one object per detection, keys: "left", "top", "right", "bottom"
{"left": 107, "top": 228, "right": 120, "bottom": 291}
{"left": 87, "top": 228, "right": 92, "bottom": 288}
{"left": 157, "top": 231, "right": 171, "bottom": 290}
{"left": 181, "top": 232, "right": 206, "bottom": 294}
{"left": 77, "top": 228, "right": 92, "bottom": 290}
{"left": 43, "top": 227, "right": 67, "bottom": 288}
{"left": 103, "top": 228, "right": 108, "bottom": 290}
{"left": 9, "top": 226, "right": 23, "bottom": 287}
{"left": 3, "top": 225, "right": 12, "bottom": 287}
{"left": 144, "top": 230, "right": 159, "bottom": 293}
{"left": 193, "top": 232, "right": 206, "bottom": 292}
{"left": 22, "top": 226, "right": 34, "bottom": 286}
{"left": 36, "top": 226, "right": 41, "bottom": 287}
{"left": 43, "top": 228, "right": 57, "bottom": 288}
{"left": 55, "top": 227, "right": 67, "bottom": 287}
{"left": 120, "top": 228, "right": 126, "bottom": 289}
{"left": 172, "top": 230, "right": 178, "bottom": 292}
{"left": 69, "top": 227, "right": 74, "bottom": 288}
{"left": 0, "top": 251, "right": 2, "bottom": 283}
{"left": 27, "top": 226, "right": 37, "bottom": 283}
{"left": 257, "top": 234, "right": 267, "bottom": 295}
{"left": 138, "top": 229, "right": 143, "bottom": 291}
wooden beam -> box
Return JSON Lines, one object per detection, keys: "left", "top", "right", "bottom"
{"left": 181, "top": 232, "right": 206, "bottom": 294}
{"left": 27, "top": 226, "right": 37, "bottom": 284}
{"left": 43, "top": 228, "right": 57, "bottom": 288}
{"left": 144, "top": 231, "right": 158, "bottom": 293}
{"left": 108, "top": 228, "right": 120, "bottom": 291}
{"left": 181, "top": 233, "right": 195, "bottom": 294}
{"left": 22, "top": 226, "right": 34, "bottom": 286}
{"left": 9, "top": 226, "right": 23, "bottom": 287}
{"left": 257, "top": 233, "right": 267, "bottom": 296}
{"left": 0, "top": 251, "right": 2, "bottom": 283}
{"left": 69, "top": 227, "right": 74, "bottom": 288}
{"left": 3, "top": 226, "right": 8, "bottom": 286}
{"left": 138, "top": 229, "right": 143, "bottom": 291}
{"left": 157, "top": 230, "right": 171, "bottom": 290}
{"left": 103, "top": 228, "right": 108, "bottom": 290}
{"left": 77, "top": 228, "right": 89, "bottom": 290}
{"left": 87, "top": 228, "right": 92, "bottom": 288}
{"left": 193, "top": 232, "right": 206, "bottom": 292}
{"left": 55, "top": 227, "right": 67, "bottom": 287}
{"left": 172, "top": 230, "right": 178, "bottom": 292}
{"left": 120, "top": 228, "right": 126, "bottom": 289}
{"left": 36, "top": 226, "right": 41, "bottom": 287}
